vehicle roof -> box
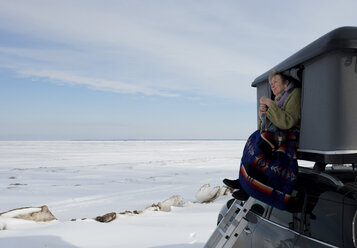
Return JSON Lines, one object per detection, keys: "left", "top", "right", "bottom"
{"left": 251, "top": 26, "right": 357, "bottom": 87}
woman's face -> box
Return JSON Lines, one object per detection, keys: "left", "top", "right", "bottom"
{"left": 270, "top": 75, "right": 288, "bottom": 96}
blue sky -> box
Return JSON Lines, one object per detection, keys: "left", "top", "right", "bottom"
{"left": 1, "top": 0, "right": 357, "bottom": 140}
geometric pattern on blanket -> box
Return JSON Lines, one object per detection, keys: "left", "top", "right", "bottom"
{"left": 239, "top": 129, "right": 300, "bottom": 210}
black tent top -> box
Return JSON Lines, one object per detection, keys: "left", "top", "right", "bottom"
{"left": 251, "top": 26, "right": 357, "bottom": 87}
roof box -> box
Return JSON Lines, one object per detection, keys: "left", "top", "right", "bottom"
{"left": 252, "top": 27, "right": 357, "bottom": 164}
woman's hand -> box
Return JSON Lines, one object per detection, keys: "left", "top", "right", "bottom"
{"left": 259, "top": 103, "right": 267, "bottom": 116}
{"left": 260, "top": 96, "right": 273, "bottom": 107}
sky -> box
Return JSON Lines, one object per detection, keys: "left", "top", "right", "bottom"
{"left": 1, "top": 0, "right": 357, "bottom": 140}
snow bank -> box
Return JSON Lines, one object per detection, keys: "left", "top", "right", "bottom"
{"left": 0, "top": 140, "right": 310, "bottom": 247}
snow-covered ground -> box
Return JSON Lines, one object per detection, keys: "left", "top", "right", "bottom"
{"left": 0, "top": 141, "right": 314, "bottom": 248}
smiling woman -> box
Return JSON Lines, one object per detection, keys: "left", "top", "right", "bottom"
{"left": 259, "top": 72, "right": 301, "bottom": 132}
{"left": 269, "top": 73, "right": 289, "bottom": 97}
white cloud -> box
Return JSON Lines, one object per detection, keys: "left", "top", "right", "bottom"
{"left": 0, "top": 1, "right": 268, "bottom": 100}
{"left": 18, "top": 69, "right": 179, "bottom": 97}
{"left": 1, "top": 0, "right": 357, "bottom": 101}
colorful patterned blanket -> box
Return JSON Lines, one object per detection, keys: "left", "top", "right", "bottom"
{"left": 239, "top": 129, "right": 300, "bottom": 210}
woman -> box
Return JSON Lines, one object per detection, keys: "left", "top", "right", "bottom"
{"left": 224, "top": 72, "right": 301, "bottom": 210}
{"left": 259, "top": 72, "right": 301, "bottom": 131}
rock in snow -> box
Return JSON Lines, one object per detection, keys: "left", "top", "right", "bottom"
{"left": 195, "top": 184, "right": 220, "bottom": 203}
{"left": 0, "top": 205, "right": 56, "bottom": 222}
{"left": 95, "top": 212, "right": 117, "bottom": 223}
{"left": 0, "top": 183, "right": 229, "bottom": 227}
{"left": 157, "top": 195, "right": 185, "bottom": 212}
{"left": 195, "top": 184, "right": 232, "bottom": 203}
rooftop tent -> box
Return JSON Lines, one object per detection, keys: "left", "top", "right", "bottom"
{"left": 251, "top": 26, "right": 357, "bottom": 164}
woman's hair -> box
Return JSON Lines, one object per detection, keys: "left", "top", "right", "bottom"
{"left": 269, "top": 71, "right": 290, "bottom": 84}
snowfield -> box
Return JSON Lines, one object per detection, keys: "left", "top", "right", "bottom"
{"left": 0, "top": 141, "right": 313, "bottom": 247}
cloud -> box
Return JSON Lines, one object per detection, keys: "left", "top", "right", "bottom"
{"left": 0, "top": 1, "right": 267, "bottom": 100}
{"left": 18, "top": 69, "right": 179, "bottom": 97}
{"left": 1, "top": 0, "right": 357, "bottom": 101}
